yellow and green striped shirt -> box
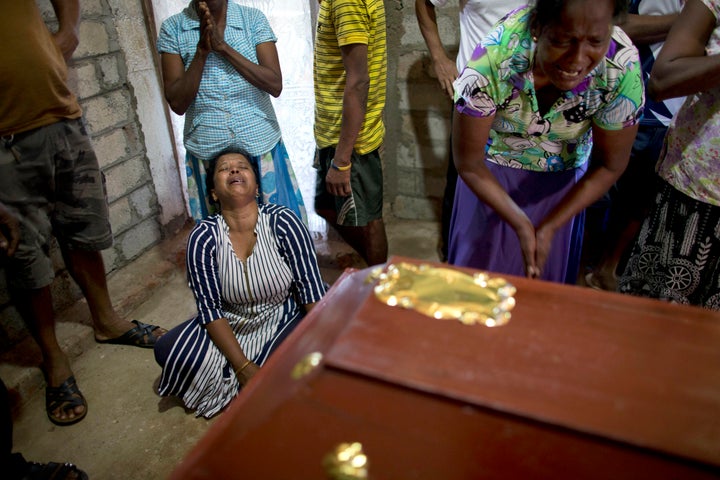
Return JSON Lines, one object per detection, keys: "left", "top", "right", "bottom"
{"left": 313, "top": 0, "right": 387, "bottom": 154}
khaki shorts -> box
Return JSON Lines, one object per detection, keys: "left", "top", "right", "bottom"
{"left": 314, "top": 147, "right": 383, "bottom": 227}
{"left": 0, "top": 118, "right": 112, "bottom": 289}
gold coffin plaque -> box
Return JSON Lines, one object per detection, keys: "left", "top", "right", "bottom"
{"left": 369, "top": 262, "right": 516, "bottom": 327}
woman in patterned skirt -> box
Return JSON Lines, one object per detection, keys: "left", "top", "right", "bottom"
{"left": 618, "top": 0, "right": 720, "bottom": 310}
{"left": 154, "top": 151, "right": 326, "bottom": 417}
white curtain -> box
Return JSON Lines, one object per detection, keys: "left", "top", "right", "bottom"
{"left": 152, "top": 0, "right": 323, "bottom": 231}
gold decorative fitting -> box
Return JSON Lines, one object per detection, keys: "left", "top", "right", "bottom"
{"left": 368, "top": 262, "right": 516, "bottom": 327}
{"left": 291, "top": 351, "right": 323, "bottom": 380}
{"left": 323, "top": 442, "right": 369, "bottom": 480}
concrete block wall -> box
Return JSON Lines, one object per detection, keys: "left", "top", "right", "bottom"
{"left": 0, "top": 0, "right": 461, "bottom": 351}
{"left": 0, "top": 0, "right": 185, "bottom": 351}
{"left": 384, "top": 0, "right": 459, "bottom": 222}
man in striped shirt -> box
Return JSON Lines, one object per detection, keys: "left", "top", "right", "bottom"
{"left": 313, "top": 0, "right": 388, "bottom": 266}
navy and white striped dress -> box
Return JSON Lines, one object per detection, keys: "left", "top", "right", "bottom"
{"left": 157, "top": 204, "right": 326, "bottom": 417}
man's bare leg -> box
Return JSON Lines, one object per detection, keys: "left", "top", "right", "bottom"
{"left": 11, "top": 286, "right": 85, "bottom": 422}
{"left": 362, "top": 218, "right": 388, "bottom": 266}
{"left": 317, "top": 209, "right": 387, "bottom": 266}
{"left": 61, "top": 248, "right": 165, "bottom": 341}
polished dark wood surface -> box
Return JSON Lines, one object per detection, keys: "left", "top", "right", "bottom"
{"left": 169, "top": 257, "right": 720, "bottom": 479}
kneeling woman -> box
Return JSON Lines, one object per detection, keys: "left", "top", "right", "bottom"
{"left": 155, "top": 152, "right": 326, "bottom": 417}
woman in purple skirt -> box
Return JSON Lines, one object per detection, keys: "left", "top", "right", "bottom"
{"left": 448, "top": 0, "right": 644, "bottom": 282}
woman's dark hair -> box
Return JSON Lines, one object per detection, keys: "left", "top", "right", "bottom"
{"left": 531, "top": 0, "right": 629, "bottom": 29}
{"left": 205, "top": 150, "right": 262, "bottom": 207}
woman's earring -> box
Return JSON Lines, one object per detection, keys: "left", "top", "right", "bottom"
{"left": 532, "top": 36, "right": 538, "bottom": 42}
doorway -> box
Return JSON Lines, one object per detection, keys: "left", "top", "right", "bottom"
{"left": 148, "top": 0, "right": 323, "bottom": 231}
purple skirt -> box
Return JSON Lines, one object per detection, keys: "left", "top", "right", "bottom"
{"left": 448, "top": 161, "right": 587, "bottom": 283}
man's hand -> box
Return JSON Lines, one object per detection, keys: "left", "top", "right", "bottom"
{"left": 53, "top": 29, "right": 79, "bottom": 61}
{"left": 432, "top": 55, "right": 459, "bottom": 98}
{"left": 325, "top": 168, "right": 352, "bottom": 197}
{"left": 415, "top": 0, "right": 459, "bottom": 98}
{"left": 0, "top": 203, "right": 20, "bottom": 258}
{"left": 50, "top": 0, "right": 80, "bottom": 61}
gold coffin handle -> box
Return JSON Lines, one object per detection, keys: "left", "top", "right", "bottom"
{"left": 323, "top": 442, "right": 369, "bottom": 480}
{"left": 291, "top": 351, "right": 324, "bottom": 380}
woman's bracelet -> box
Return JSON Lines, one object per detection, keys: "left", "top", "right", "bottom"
{"left": 235, "top": 359, "right": 252, "bottom": 376}
{"left": 330, "top": 159, "right": 352, "bottom": 171}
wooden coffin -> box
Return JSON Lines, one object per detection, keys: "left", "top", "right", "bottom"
{"left": 169, "top": 256, "right": 720, "bottom": 479}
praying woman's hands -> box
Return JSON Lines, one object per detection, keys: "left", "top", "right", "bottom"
{"left": 197, "top": 1, "right": 225, "bottom": 55}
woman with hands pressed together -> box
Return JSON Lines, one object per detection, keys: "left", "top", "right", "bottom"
{"left": 154, "top": 152, "right": 326, "bottom": 417}
{"left": 158, "top": 0, "right": 306, "bottom": 222}
{"left": 448, "top": 0, "right": 644, "bottom": 282}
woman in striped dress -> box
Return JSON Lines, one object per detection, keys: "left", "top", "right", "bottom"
{"left": 154, "top": 152, "right": 326, "bottom": 418}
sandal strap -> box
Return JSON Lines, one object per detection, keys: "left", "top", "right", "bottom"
{"left": 46, "top": 376, "right": 84, "bottom": 411}
{"left": 125, "top": 320, "right": 157, "bottom": 342}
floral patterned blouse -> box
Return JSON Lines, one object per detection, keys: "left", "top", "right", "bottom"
{"left": 453, "top": 6, "right": 644, "bottom": 172}
{"left": 656, "top": 0, "right": 720, "bottom": 206}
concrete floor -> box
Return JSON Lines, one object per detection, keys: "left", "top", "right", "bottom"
{"left": 2, "top": 218, "right": 441, "bottom": 479}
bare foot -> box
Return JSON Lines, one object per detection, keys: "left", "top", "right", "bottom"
{"left": 585, "top": 271, "right": 618, "bottom": 292}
